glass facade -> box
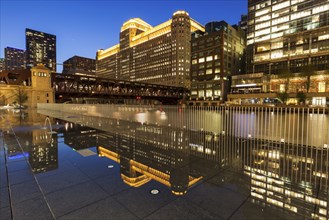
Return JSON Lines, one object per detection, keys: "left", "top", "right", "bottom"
{"left": 247, "top": 0, "right": 329, "bottom": 74}
{"left": 4, "top": 47, "right": 26, "bottom": 70}
{"left": 26, "top": 28, "right": 57, "bottom": 72}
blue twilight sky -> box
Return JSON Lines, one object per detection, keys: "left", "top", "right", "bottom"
{"left": 0, "top": 0, "right": 247, "bottom": 72}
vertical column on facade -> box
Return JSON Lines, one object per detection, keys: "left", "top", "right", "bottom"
{"left": 171, "top": 11, "right": 191, "bottom": 89}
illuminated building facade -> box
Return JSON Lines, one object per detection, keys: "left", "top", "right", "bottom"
{"left": 0, "top": 64, "right": 55, "bottom": 107}
{"left": 62, "top": 55, "right": 96, "bottom": 75}
{"left": 97, "top": 11, "right": 204, "bottom": 88}
{"left": 26, "top": 28, "right": 56, "bottom": 72}
{"left": 247, "top": 0, "right": 329, "bottom": 75}
{"left": 4, "top": 47, "right": 26, "bottom": 70}
{"left": 190, "top": 21, "right": 246, "bottom": 101}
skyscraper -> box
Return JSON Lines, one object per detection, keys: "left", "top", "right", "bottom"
{"left": 96, "top": 11, "right": 204, "bottom": 88}
{"left": 246, "top": 0, "right": 329, "bottom": 75}
{"left": 4, "top": 47, "right": 26, "bottom": 70}
{"left": 25, "top": 28, "right": 56, "bottom": 72}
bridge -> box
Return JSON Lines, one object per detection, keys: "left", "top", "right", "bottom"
{"left": 52, "top": 73, "right": 189, "bottom": 104}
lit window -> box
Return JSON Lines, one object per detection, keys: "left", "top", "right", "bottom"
{"left": 313, "top": 4, "right": 329, "bottom": 14}
{"left": 272, "top": 1, "right": 290, "bottom": 11}
{"left": 291, "top": 10, "right": 311, "bottom": 20}
{"left": 206, "top": 56, "right": 213, "bottom": 61}
{"left": 206, "top": 69, "right": 212, "bottom": 75}
{"left": 318, "top": 82, "right": 325, "bottom": 92}
{"left": 255, "top": 8, "right": 270, "bottom": 17}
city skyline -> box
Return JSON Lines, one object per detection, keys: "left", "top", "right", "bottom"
{"left": 0, "top": 0, "right": 247, "bottom": 72}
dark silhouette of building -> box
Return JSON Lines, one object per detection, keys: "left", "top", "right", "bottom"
{"left": 190, "top": 21, "right": 246, "bottom": 102}
{"left": 4, "top": 47, "right": 26, "bottom": 70}
{"left": 26, "top": 28, "right": 56, "bottom": 72}
{"left": 62, "top": 55, "right": 96, "bottom": 75}
{"left": 239, "top": 14, "right": 248, "bottom": 31}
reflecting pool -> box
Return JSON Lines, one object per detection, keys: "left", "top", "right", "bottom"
{"left": 1, "top": 105, "right": 328, "bottom": 219}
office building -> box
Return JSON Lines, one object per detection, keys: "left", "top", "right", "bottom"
{"left": 246, "top": 0, "right": 329, "bottom": 75}
{"left": 190, "top": 21, "right": 246, "bottom": 101}
{"left": 62, "top": 55, "right": 96, "bottom": 75}
{"left": 26, "top": 28, "right": 56, "bottom": 72}
{"left": 96, "top": 11, "right": 204, "bottom": 88}
{"left": 4, "top": 47, "right": 26, "bottom": 70}
{"left": 237, "top": 0, "right": 329, "bottom": 106}
{"left": 0, "top": 58, "right": 4, "bottom": 71}
{"left": 239, "top": 14, "right": 248, "bottom": 31}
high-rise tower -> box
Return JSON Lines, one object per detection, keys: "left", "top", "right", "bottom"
{"left": 26, "top": 28, "right": 56, "bottom": 72}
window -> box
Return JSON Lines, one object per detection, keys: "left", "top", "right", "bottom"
{"left": 206, "top": 56, "right": 213, "bottom": 62}
{"left": 318, "top": 82, "right": 325, "bottom": 92}
{"left": 206, "top": 69, "right": 213, "bottom": 75}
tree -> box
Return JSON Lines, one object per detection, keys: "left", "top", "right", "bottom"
{"left": 277, "top": 92, "right": 288, "bottom": 104}
{"left": 296, "top": 91, "right": 306, "bottom": 105}
{"left": 14, "top": 87, "right": 28, "bottom": 107}
{"left": 279, "top": 67, "right": 291, "bottom": 93}
{"left": 300, "top": 64, "right": 315, "bottom": 92}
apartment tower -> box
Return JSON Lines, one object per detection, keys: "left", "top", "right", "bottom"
{"left": 26, "top": 28, "right": 56, "bottom": 72}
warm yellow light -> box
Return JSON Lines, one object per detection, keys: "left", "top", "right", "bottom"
{"left": 98, "top": 146, "right": 120, "bottom": 163}
{"left": 121, "top": 18, "right": 152, "bottom": 32}
{"left": 97, "top": 44, "right": 120, "bottom": 60}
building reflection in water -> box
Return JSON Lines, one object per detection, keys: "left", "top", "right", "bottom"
{"left": 6, "top": 127, "right": 58, "bottom": 174}
{"left": 59, "top": 121, "right": 101, "bottom": 151}
{"left": 39, "top": 106, "right": 329, "bottom": 219}
{"left": 29, "top": 130, "right": 58, "bottom": 173}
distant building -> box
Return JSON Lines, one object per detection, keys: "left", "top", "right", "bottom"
{"left": 26, "top": 28, "right": 56, "bottom": 72}
{"left": 4, "top": 47, "right": 26, "bottom": 70}
{"left": 62, "top": 55, "right": 95, "bottom": 76}
{"left": 0, "top": 64, "right": 54, "bottom": 108}
{"left": 96, "top": 11, "right": 204, "bottom": 88}
{"left": 190, "top": 21, "right": 246, "bottom": 102}
{"left": 0, "top": 58, "right": 5, "bottom": 71}
{"left": 239, "top": 14, "right": 248, "bottom": 31}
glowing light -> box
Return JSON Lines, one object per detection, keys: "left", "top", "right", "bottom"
{"left": 150, "top": 189, "right": 159, "bottom": 195}
{"left": 236, "top": 84, "right": 257, "bottom": 87}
